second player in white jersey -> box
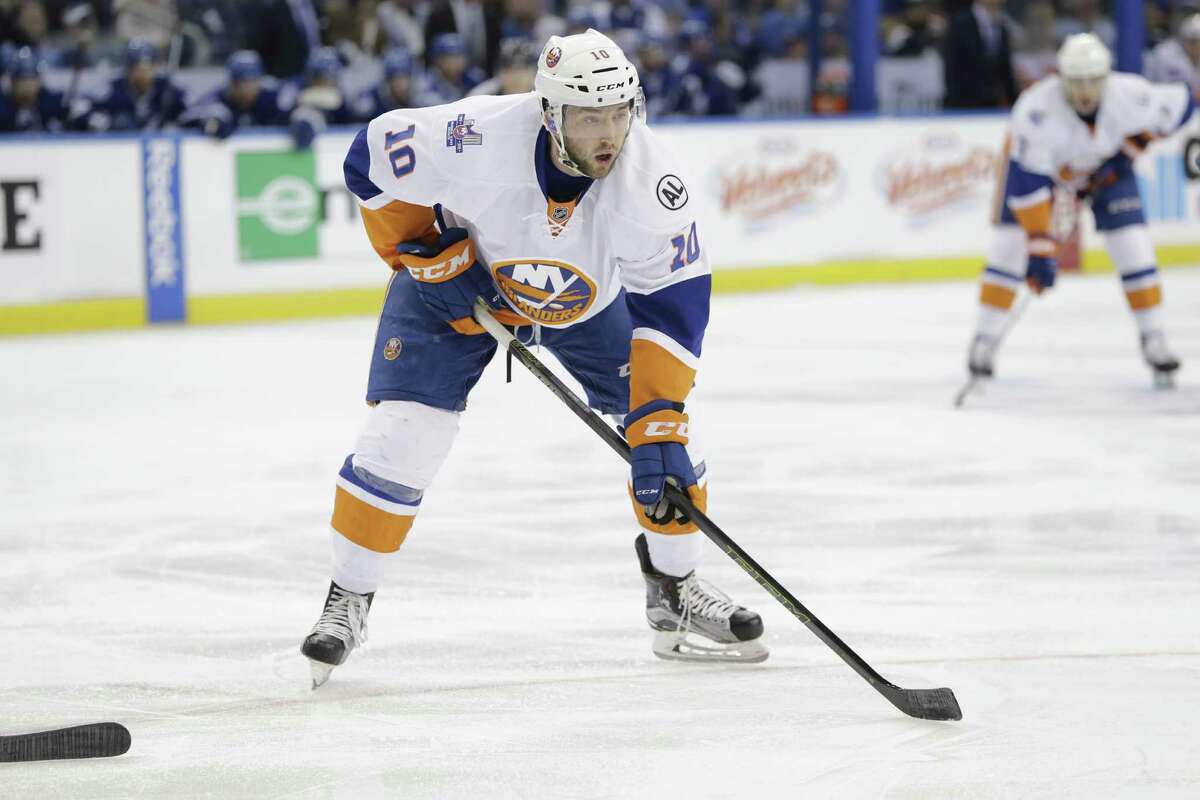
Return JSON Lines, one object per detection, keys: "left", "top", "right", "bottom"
{"left": 299, "top": 30, "right": 767, "bottom": 688}
{"left": 967, "top": 33, "right": 1196, "bottom": 389}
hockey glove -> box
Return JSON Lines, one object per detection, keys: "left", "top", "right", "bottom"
{"left": 625, "top": 400, "right": 698, "bottom": 525}
{"left": 396, "top": 227, "right": 503, "bottom": 335}
{"left": 1025, "top": 251, "right": 1058, "bottom": 295}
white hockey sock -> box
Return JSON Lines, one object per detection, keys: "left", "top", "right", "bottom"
{"left": 644, "top": 530, "right": 703, "bottom": 577}
{"left": 330, "top": 530, "right": 389, "bottom": 595}
{"left": 1133, "top": 306, "right": 1164, "bottom": 336}
{"left": 976, "top": 304, "right": 1010, "bottom": 339}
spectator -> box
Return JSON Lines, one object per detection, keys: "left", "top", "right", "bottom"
{"left": 942, "top": 0, "right": 1017, "bottom": 109}
{"left": 635, "top": 32, "right": 684, "bottom": 119}
{"left": 468, "top": 35, "right": 536, "bottom": 96}
{"left": 0, "top": 46, "right": 79, "bottom": 131}
{"left": 674, "top": 19, "right": 739, "bottom": 116}
{"left": 6, "top": 1, "right": 51, "bottom": 52}
{"left": 247, "top": 0, "right": 321, "bottom": 79}
{"left": 356, "top": 46, "right": 418, "bottom": 116}
{"left": 1055, "top": 0, "right": 1115, "bottom": 51}
{"left": 424, "top": 0, "right": 498, "bottom": 73}
{"left": 751, "top": 21, "right": 809, "bottom": 116}
{"left": 414, "top": 32, "right": 484, "bottom": 106}
{"left": 114, "top": 0, "right": 178, "bottom": 55}
{"left": 1148, "top": 13, "right": 1200, "bottom": 100}
{"left": 499, "top": 0, "right": 563, "bottom": 49}
{"left": 885, "top": 0, "right": 945, "bottom": 57}
{"left": 86, "top": 38, "right": 187, "bottom": 130}
{"left": 377, "top": 0, "right": 425, "bottom": 60}
{"left": 181, "top": 49, "right": 290, "bottom": 138}
{"left": 177, "top": 0, "right": 248, "bottom": 65}
{"left": 1012, "top": 2, "right": 1057, "bottom": 88}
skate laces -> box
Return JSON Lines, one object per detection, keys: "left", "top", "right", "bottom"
{"left": 677, "top": 573, "right": 738, "bottom": 632}
{"left": 311, "top": 585, "right": 369, "bottom": 648}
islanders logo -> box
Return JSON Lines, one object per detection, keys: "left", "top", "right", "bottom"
{"left": 492, "top": 259, "right": 596, "bottom": 326}
{"left": 545, "top": 46, "right": 562, "bottom": 69}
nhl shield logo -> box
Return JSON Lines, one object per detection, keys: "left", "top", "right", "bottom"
{"left": 545, "top": 46, "right": 562, "bottom": 69}
{"left": 383, "top": 337, "right": 403, "bottom": 360}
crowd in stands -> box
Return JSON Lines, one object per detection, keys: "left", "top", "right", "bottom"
{"left": 1, "top": 0, "right": 1199, "bottom": 136}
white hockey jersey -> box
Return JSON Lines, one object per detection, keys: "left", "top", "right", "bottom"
{"left": 1147, "top": 39, "right": 1200, "bottom": 99}
{"left": 343, "top": 91, "right": 710, "bottom": 410}
{"left": 1008, "top": 72, "right": 1193, "bottom": 191}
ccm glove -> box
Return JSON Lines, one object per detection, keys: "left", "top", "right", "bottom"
{"left": 396, "top": 227, "right": 502, "bottom": 335}
{"left": 624, "top": 400, "right": 698, "bottom": 525}
{"left": 1025, "top": 235, "right": 1058, "bottom": 295}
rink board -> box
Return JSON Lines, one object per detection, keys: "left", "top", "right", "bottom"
{"left": 2, "top": 115, "right": 1199, "bottom": 335}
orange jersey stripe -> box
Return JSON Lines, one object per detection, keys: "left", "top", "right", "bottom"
{"left": 331, "top": 486, "right": 416, "bottom": 553}
{"left": 629, "top": 338, "right": 697, "bottom": 410}
{"left": 359, "top": 201, "right": 438, "bottom": 270}
{"left": 1125, "top": 285, "right": 1162, "bottom": 310}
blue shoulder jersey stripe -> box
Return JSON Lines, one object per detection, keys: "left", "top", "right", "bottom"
{"left": 344, "top": 127, "right": 383, "bottom": 202}
{"left": 626, "top": 275, "right": 711, "bottom": 358}
{"left": 1005, "top": 158, "right": 1053, "bottom": 199}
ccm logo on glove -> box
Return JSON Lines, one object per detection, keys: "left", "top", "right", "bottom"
{"left": 643, "top": 420, "right": 689, "bottom": 437}
{"left": 400, "top": 241, "right": 475, "bottom": 283}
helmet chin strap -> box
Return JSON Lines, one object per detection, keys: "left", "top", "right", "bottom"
{"left": 546, "top": 107, "right": 591, "bottom": 177}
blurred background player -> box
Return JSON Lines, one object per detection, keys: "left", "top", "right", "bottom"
{"left": 413, "top": 32, "right": 485, "bottom": 106}
{"left": 0, "top": 45, "right": 78, "bottom": 131}
{"left": 300, "top": 29, "right": 765, "bottom": 688}
{"left": 287, "top": 46, "right": 358, "bottom": 148}
{"left": 1148, "top": 14, "right": 1200, "bottom": 101}
{"left": 967, "top": 33, "right": 1196, "bottom": 389}
{"left": 355, "top": 47, "right": 418, "bottom": 117}
{"left": 181, "top": 50, "right": 290, "bottom": 139}
{"left": 87, "top": 38, "right": 186, "bottom": 131}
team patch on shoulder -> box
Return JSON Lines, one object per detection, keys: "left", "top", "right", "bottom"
{"left": 492, "top": 259, "right": 596, "bottom": 326}
{"left": 445, "top": 114, "right": 483, "bottom": 153}
{"left": 383, "top": 337, "right": 403, "bottom": 360}
{"left": 656, "top": 174, "right": 688, "bottom": 210}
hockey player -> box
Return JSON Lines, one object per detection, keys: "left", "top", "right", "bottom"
{"left": 300, "top": 29, "right": 766, "bottom": 688}
{"left": 181, "top": 51, "right": 290, "bottom": 139}
{"left": 966, "top": 33, "right": 1195, "bottom": 388}
{"left": 0, "top": 47, "right": 79, "bottom": 132}
{"left": 87, "top": 39, "right": 187, "bottom": 131}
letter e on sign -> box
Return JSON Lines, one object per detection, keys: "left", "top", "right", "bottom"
{"left": 656, "top": 174, "right": 688, "bottom": 210}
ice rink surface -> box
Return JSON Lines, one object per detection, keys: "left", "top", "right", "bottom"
{"left": 2, "top": 269, "right": 1199, "bottom": 799}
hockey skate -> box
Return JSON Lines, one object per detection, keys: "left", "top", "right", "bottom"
{"left": 300, "top": 581, "right": 373, "bottom": 689}
{"left": 635, "top": 534, "right": 767, "bottom": 663}
{"left": 955, "top": 333, "right": 999, "bottom": 407}
{"left": 1140, "top": 331, "right": 1180, "bottom": 389}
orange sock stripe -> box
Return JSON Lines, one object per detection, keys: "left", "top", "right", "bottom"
{"left": 628, "top": 483, "right": 708, "bottom": 535}
{"left": 331, "top": 486, "right": 416, "bottom": 553}
{"left": 1125, "top": 285, "right": 1162, "bottom": 310}
{"left": 980, "top": 282, "right": 1017, "bottom": 310}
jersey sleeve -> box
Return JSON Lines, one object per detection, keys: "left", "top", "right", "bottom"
{"left": 343, "top": 110, "right": 449, "bottom": 269}
{"left": 1005, "top": 93, "right": 1057, "bottom": 241}
{"left": 1144, "top": 80, "right": 1195, "bottom": 136}
{"left": 618, "top": 220, "right": 711, "bottom": 411}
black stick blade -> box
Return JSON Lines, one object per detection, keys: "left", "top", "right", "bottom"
{"left": 883, "top": 686, "right": 963, "bottom": 721}
{"left": 0, "top": 722, "right": 131, "bottom": 763}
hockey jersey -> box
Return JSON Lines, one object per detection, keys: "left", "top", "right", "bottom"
{"left": 343, "top": 91, "right": 710, "bottom": 411}
{"left": 1003, "top": 73, "right": 1194, "bottom": 236}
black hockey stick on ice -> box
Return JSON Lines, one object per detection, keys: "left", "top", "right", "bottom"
{"left": 954, "top": 290, "right": 1033, "bottom": 408}
{"left": 0, "top": 722, "right": 131, "bottom": 763}
{"left": 473, "top": 299, "right": 962, "bottom": 722}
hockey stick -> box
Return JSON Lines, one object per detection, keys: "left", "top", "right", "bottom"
{"left": 0, "top": 722, "right": 131, "bottom": 763}
{"left": 954, "top": 289, "right": 1034, "bottom": 408}
{"left": 473, "top": 299, "right": 962, "bottom": 722}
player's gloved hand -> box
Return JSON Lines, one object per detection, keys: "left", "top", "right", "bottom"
{"left": 624, "top": 400, "right": 698, "bottom": 525}
{"left": 1121, "top": 131, "right": 1155, "bottom": 159}
{"left": 396, "top": 227, "right": 502, "bottom": 335}
{"left": 1079, "top": 153, "right": 1131, "bottom": 198}
{"left": 1025, "top": 252, "right": 1058, "bottom": 294}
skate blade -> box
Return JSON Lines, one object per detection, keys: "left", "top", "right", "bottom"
{"left": 652, "top": 630, "right": 769, "bottom": 664}
{"left": 308, "top": 659, "right": 335, "bottom": 690}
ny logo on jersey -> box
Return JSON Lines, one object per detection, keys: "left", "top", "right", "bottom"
{"left": 445, "top": 114, "right": 483, "bottom": 154}
{"left": 492, "top": 258, "right": 597, "bottom": 325}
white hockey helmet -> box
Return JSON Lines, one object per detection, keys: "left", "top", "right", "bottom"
{"left": 1057, "top": 33, "right": 1110, "bottom": 115}
{"left": 1056, "top": 33, "right": 1111, "bottom": 80}
{"left": 535, "top": 29, "right": 644, "bottom": 175}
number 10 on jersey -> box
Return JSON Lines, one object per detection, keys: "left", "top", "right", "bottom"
{"left": 385, "top": 125, "right": 416, "bottom": 178}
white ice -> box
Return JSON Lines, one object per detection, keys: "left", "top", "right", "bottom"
{"left": 2, "top": 270, "right": 1199, "bottom": 799}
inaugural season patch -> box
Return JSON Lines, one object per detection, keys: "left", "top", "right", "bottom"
{"left": 492, "top": 259, "right": 596, "bottom": 326}
{"left": 656, "top": 174, "right": 688, "bottom": 210}
{"left": 445, "top": 114, "right": 483, "bottom": 153}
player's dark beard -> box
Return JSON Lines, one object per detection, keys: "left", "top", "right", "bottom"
{"left": 563, "top": 137, "right": 603, "bottom": 178}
